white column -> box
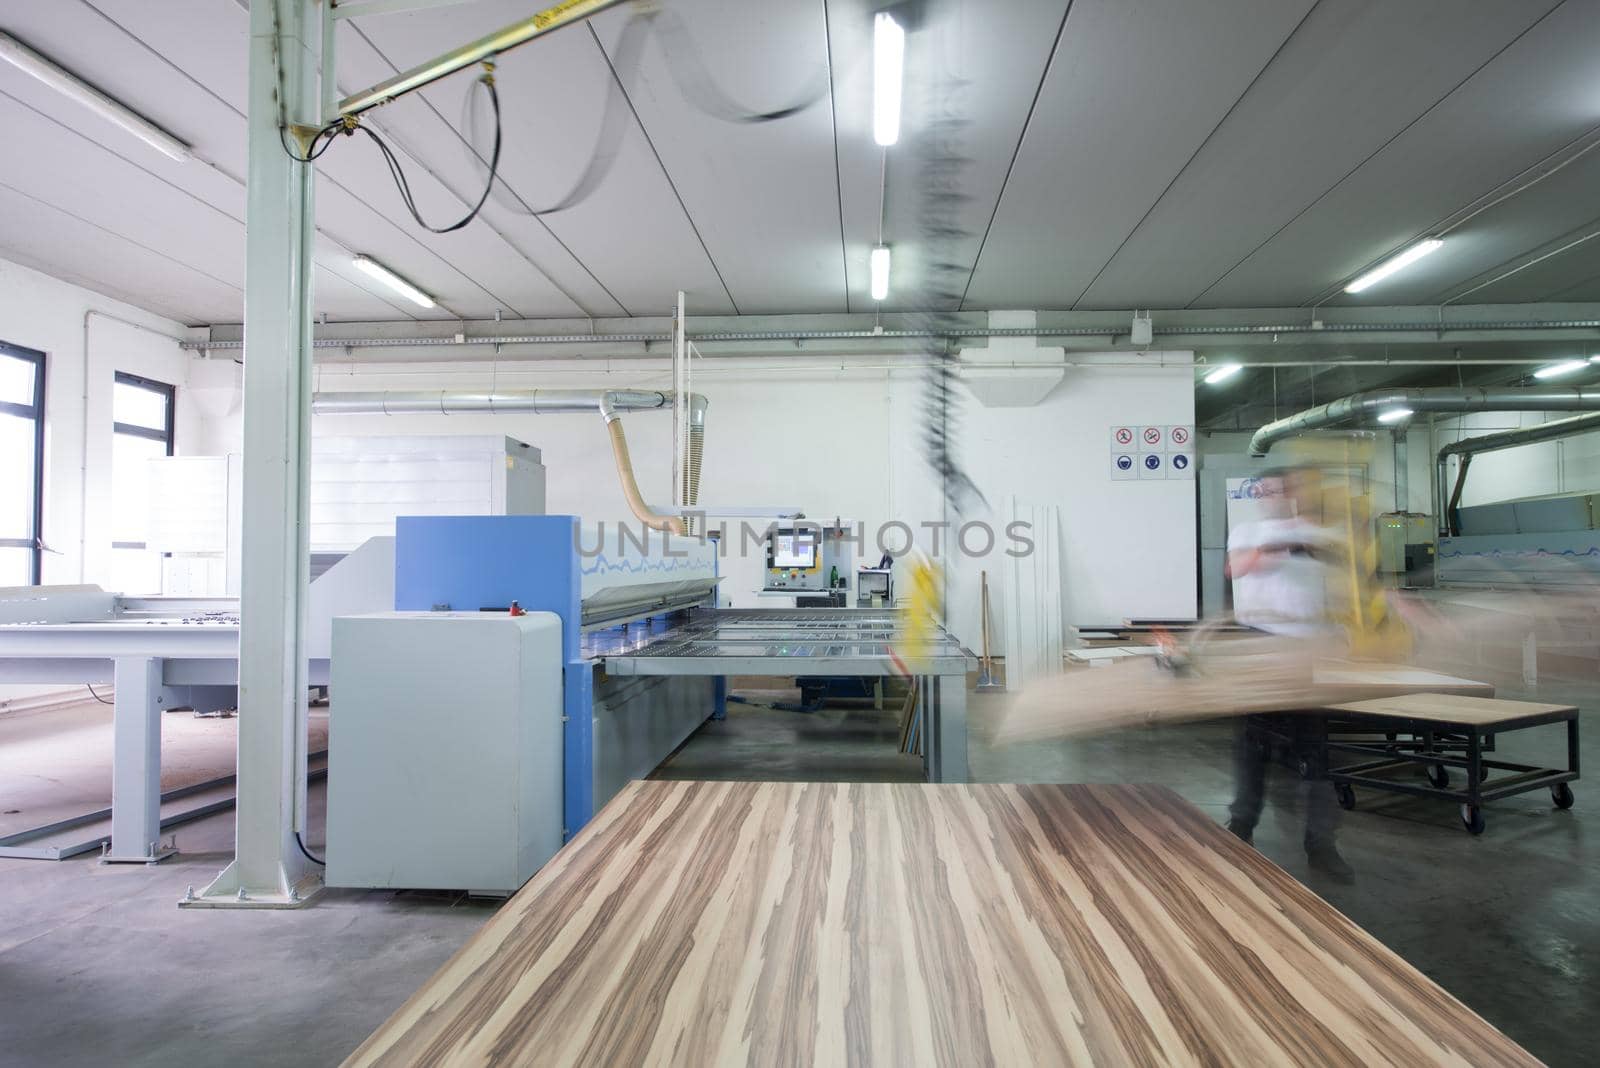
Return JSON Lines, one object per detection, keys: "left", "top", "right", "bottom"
{"left": 105, "top": 656, "right": 172, "bottom": 863}
{"left": 189, "top": 0, "right": 321, "bottom": 907}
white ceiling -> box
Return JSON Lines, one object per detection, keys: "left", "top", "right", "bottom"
{"left": 2, "top": 0, "right": 1599, "bottom": 327}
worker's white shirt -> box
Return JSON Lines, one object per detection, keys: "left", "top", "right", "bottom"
{"left": 1228, "top": 516, "right": 1340, "bottom": 638}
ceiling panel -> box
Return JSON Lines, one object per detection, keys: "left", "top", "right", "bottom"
{"left": 0, "top": 181, "right": 240, "bottom": 323}
{"left": 1197, "top": 0, "right": 1600, "bottom": 309}
{"left": 585, "top": 1, "right": 844, "bottom": 314}
{"left": 1342, "top": 145, "right": 1600, "bottom": 306}
{"left": 351, "top": 0, "right": 739, "bottom": 315}
{"left": 827, "top": 0, "right": 1069, "bottom": 313}
{"left": 1073, "top": 0, "right": 1562, "bottom": 310}
{"left": 961, "top": 0, "right": 1314, "bottom": 311}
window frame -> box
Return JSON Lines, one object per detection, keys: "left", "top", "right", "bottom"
{"left": 0, "top": 341, "right": 46, "bottom": 585}
{"left": 111, "top": 371, "right": 175, "bottom": 555}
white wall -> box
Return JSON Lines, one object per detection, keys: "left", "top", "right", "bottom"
{"left": 1431, "top": 412, "right": 1600, "bottom": 507}
{"left": 267, "top": 350, "right": 1198, "bottom": 649}
{"left": 0, "top": 255, "right": 226, "bottom": 709}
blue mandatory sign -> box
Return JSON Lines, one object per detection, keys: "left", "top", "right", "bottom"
{"left": 1115, "top": 454, "right": 1133, "bottom": 471}
{"left": 1144, "top": 454, "right": 1162, "bottom": 470}
{"left": 1172, "top": 453, "right": 1189, "bottom": 470}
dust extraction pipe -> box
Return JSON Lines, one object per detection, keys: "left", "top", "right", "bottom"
{"left": 1434, "top": 410, "right": 1600, "bottom": 535}
{"left": 310, "top": 388, "right": 707, "bottom": 534}
{"left": 1248, "top": 386, "right": 1600, "bottom": 456}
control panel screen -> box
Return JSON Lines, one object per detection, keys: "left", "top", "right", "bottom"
{"left": 771, "top": 533, "right": 817, "bottom": 570}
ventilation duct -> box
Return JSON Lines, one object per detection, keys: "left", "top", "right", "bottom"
{"left": 1436, "top": 411, "right": 1600, "bottom": 535}
{"left": 1248, "top": 386, "right": 1600, "bottom": 456}
{"left": 310, "top": 389, "right": 707, "bottom": 534}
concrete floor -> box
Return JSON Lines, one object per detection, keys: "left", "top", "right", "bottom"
{"left": 0, "top": 678, "right": 1594, "bottom": 1066}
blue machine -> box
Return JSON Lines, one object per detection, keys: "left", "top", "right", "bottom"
{"left": 394, "top": 515, "right": 722, "bottom": 838}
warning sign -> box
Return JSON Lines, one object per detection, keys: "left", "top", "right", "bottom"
{"left": 1169, "top": 426, "right": 1191, "bottom": 446}
{"left": 1110, "top": 453, "right": 1136, "bottom": 481}
{"left": 1139, "top": 453, "right": 1165, "bottom": 480}
{"left": 1110, "top": 423, "right": 1197, "bottom": 482}
{"left": 1111, "top": 426, "right": 1135, "bottom": 447}
{"left": 1141, "top": 426, "right": 1164, "bottom": 447}
{"left": 1168, "top": 452, "right": 1193, "bottom": 480}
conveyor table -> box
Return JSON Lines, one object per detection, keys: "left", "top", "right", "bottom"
{"left": 346, "top": 781, "right": 1537, "bottom": 1066}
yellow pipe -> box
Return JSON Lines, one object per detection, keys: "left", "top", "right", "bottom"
{"left": 605, "top": 418, "right": 685, "bottom": 535}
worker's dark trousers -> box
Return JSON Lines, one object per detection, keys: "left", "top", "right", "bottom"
{"left": 1229, "top": 717, "right": 1340, "bottom": 850}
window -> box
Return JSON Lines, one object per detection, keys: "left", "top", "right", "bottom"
{"left": 0, "top": 342, "right": 45, "bottom": 586}
{"left": 110, "top": 372, "right": 175, "bottom": 595}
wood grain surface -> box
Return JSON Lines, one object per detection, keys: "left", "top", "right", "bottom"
{"left": 1325, "top": 692, "right": 1576, "bottom": 727}
{"left": 346, "top": 781, "right": 1538, "bottom": 1067}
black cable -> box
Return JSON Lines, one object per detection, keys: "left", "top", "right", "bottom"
{"left": 358, "top": 74, "right": 502, "bottom": 234}
{"left": 86, "top": 684, "right": 113, "bottom": 705}
{"left": 295, "top": 830, "right": 326, "bottom": 866}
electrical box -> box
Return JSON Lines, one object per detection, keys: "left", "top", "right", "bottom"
{"left": 763, "top": 522, "right": 855, "bottom": 598}
{"left": 1377, "top": 512, "right": 1435, "bottom": 587}
{"left": 326, "top": 611, "right": 563, "bottom": 895}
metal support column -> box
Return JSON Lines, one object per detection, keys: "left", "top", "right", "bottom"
{"left": 104, "top": 657, "right": 173, "bottom": 863}
{"left": 931, "top": 673, "right": 969, "bottom": 782}
{"left": 187, "top": 0, "right": 321, "bottom": 908}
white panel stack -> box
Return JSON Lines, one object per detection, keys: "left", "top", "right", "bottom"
{"left": 310, "top": 435, "right": 546, "bottom": 553}
{"left": 326, "top": 611, "right": 564, "bottom": 895}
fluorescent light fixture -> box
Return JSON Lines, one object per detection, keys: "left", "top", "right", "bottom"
{"left": 1203, "top": 363, "right": 1242, "bottom": 385}
{"left": 0, "top": 32, "right": 191, "bottom": 163}
{"left": 1376, "top": 407, "right": 1413, "bottom": 424}
{"left": 353, "top": 256, "right": 435, "bottom": 308}
{"left": 1533, "top": 359, "right": 1587, "bottom": 379}
{"left": 873, "top": 12, "right": 904, "bottom": 147}
{"left": 869, "top": 245, "right": 891, "bottom": 301}
{"left": 1344, "top": 238, "right": 1443, "bottom": 294}
{"left": 1589, "top": 354, "right": 1600, "bottom": 363}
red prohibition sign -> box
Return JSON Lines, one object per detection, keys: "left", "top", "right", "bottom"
{"left": 1115, "top": 427, "right": 1133, "bottom": 445}
{"left": 1143, "top": 427, "right": 1162, "bottom": 445}
{"left": 1171, "top": 426, "right": 1190, "bottom": 445}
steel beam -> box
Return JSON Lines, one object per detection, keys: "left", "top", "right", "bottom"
{"left": 188, "top": 0, "right": 322, "bottom": 909}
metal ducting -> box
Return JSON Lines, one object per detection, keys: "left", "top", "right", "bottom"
{"left": 1436, "top": 411, "right": 1600, "bottom": 535}
{"left": 310, "top": 388, "right": 707, "bottom": 534}
{"left": 1248, "top": 386, "right": 1600, "bottom": 456}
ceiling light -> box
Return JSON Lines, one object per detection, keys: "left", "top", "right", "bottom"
{"left": 1376, "top": 407, "right": 1413, "bottom": 424}
{"left": 0, "top": 32, "right": 191, "bottom": 163}
{"left": 1343, "top": 239, "right": 1443, "bottom": 294}
{"left": 353, "top": 256, "right": 435, "bottom": 308}
{"left": 1589, "top": 355, "right": 1600, "bottom": 363}
{"left": 869, "top": 245, "right": 891, "bottom": 301}
{"left": 873, "top": 12, "right": 904, "bottom": 147}
{"left": 1533, "top": 359, "right": 1587, "bottom": 379}
{"left": 1203, "top": 363, "right": 1241, "bottom": 385}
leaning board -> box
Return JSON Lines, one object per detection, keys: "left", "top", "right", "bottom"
{"left": 345, "top": 781, "right": 1535, "bottom": 1067}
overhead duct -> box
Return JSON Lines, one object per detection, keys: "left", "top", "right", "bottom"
{"left": 1436, "top": 411, "right": 1600, "bottom": 535}
{"left": 310, "top": 388, "right": 706, "bottom": 534}
{"left": 1248, "top": 386, "right": 1600, "bottom": 456}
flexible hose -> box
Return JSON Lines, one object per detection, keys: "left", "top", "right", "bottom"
{"left": 606, "top": 418, "right": 685, "bottom": 535}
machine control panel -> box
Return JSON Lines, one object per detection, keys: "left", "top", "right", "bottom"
{"left": 762, "top": 524, "right": 851, "bottom": 594}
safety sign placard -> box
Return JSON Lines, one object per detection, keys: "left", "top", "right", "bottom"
{"left": 1110, "top": 424, "right": 1197, "bottom": 482}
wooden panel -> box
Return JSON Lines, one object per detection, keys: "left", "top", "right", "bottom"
{"left": 1327, "top": 692, "right": 1576, "bottom": 727}
{"left": 347, "top": 781, "right": 1535, "bottom": 1067}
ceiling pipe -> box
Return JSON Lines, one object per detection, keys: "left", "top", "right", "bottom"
{"left": 1435, "top": 410, "right": 1600, "bottom": 535}
{"left": 183, "top": 315, "right": 1600, "bottom": 352}
{"left": 1248, "top": 386, "right": 1600, "bottom": 457}
{"left": 311, "top": 388, "right": 705, "bottom": 534}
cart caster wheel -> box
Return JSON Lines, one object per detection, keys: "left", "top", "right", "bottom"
{"left": 1427, "top": 764, "right": 1450, "bottom": 789}
{"left": 1552, "top": 783, "right": 1575, "bottom": 809}
{"left": 1335, "top": 784, "right": 1356, "bottom": 811}
{"left": 1460, "top": 804, "right": 1486, "bottom": 835}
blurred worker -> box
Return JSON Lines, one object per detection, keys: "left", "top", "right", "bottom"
{"left": 1225, "top": 466, "right": 1355, "bottom": 883}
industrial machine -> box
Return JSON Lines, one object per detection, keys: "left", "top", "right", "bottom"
{"left": 357, "top": 515, "right": 969, "bottom": 883}
{"left": 856, "top": 566, "right": 892, "bottom": 608}
{"left": 1439, "top": 490, "right": 1600, "bottom": 589}
{"left": 1376, "top": 512, "right": 1436, "bottom": 588}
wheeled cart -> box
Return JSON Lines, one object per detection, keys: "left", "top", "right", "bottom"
{"left": 1321, "top": 694, "right": 1579, "bottom": 834}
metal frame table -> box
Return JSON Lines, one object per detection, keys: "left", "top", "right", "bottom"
{"left": 601, "top": 609, "right": 973, "bottom": 783}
